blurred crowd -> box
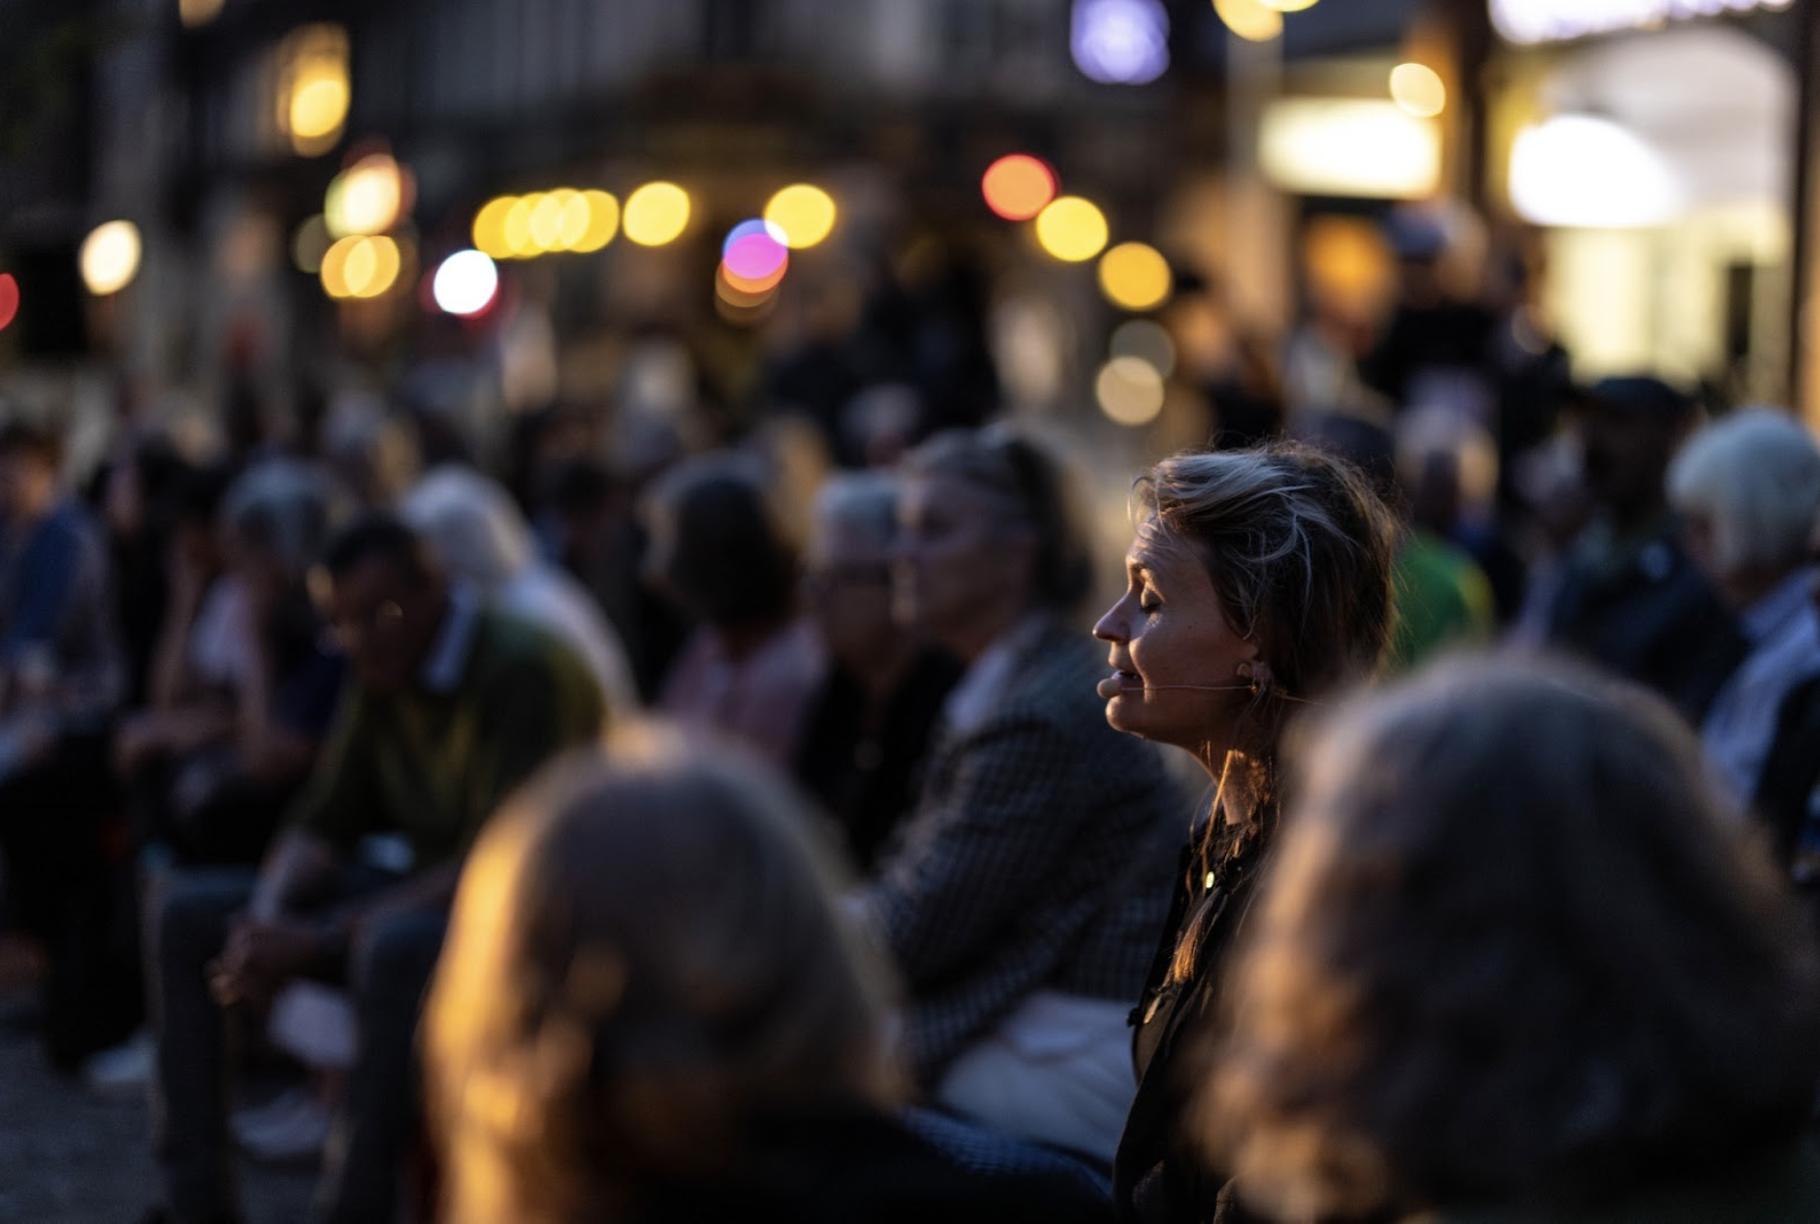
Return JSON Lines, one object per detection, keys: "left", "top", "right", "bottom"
{"left": 2, "top": 203, "right": 1820, "bottom": 1224}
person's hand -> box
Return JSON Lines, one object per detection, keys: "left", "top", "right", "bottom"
{"left": 208, "top": 916, "right": 323, "bottom": 1011}
{"left": 113, "top": 711, "right": 168, "bottom": 775}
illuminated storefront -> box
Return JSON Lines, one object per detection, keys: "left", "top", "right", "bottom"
{"left": 1485, "top": 0, "right": 1802, "bottom": 407}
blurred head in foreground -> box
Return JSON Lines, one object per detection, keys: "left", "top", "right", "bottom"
{"left": 426, "top": 726, "right": 897, "bottom": 1224}
{"left": 1204, "top": 655, "right": 1820, "bottom": 1220}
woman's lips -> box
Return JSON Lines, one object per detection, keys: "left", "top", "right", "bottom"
{"left": 1097, "top": 669, "right": 1141, "bottom": 699}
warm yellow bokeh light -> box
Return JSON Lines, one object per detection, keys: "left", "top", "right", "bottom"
{"left": 528, "top": 193, "right": 566, "bottom": 252}
{"left": 80, "top": 220, "right": 143, "bottom": 296}
{"left": 320, "top": 236, "right": 357, "bottom": 298}
{"left": 1096, "top": 357, "right": 1166, "bottom": 426}
{"left": 571, "top": 191, "right": 619, "bottom": 253}
{"left": 553, "top": 190, "right": 590, "bottom": 250}
{"left": 623, "top": 182, "right": 690, "bottom": 247}
{"left": 179, "top": 0, "right": 224, "bottom": 27}
{"left": 321, "top": 235, "right": 400, "bottom": 299}
{"left": 504, "top": 196, "right": 538, "bottom": 258}
{"left": 1034, "top": 197, "right": 1109, "bottom": 263}
{"left": 1212, "top": 0, "right": 1283, "bottom": 41}
{"left": 1260, "top": 0, "right": 1319, "bottom": 10}
{"left": 324, "top": 155, "right": 404, "bottom": 238}
{"left": 1098, "top": 242, "right": 1173, "bottom": 312}
{"left": 292, "top": 215, "right": 332, "bottom": 274}
{"left": 290, "top": 77, "right": 348, "bottom": 142}
{"left": 278, "top": 26, "right": 349, "bottom": 157}
{"left": 1390, "top": 63, "right": 1447, "bottom": 118}
{"left": 472, "top": 197, "right": 518, "bottom": 260}
{"left": 763, "top": 184, "right": 837, "bottom": 249}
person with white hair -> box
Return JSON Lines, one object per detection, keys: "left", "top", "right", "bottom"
{"left": 1668, "top": 406, "right": 1820, "bottom": 823}
{"left": 399, "top": 465, "right": 639, "bottom": 720}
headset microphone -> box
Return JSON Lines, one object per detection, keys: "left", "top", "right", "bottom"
{"left": 1097, "top": 677, "right": 1257, "bottom": 699}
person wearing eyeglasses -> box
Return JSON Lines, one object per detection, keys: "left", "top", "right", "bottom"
{"left": 852, "top": 426, "right": 1182, "bottom": 1167}
{"left": 793, "top": 471, "right": 961, "bottom": 872}
{"left": 142, "top": 513, "right": 604, "bottom": 1224}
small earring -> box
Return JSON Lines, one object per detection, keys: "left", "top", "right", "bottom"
{"left": 1236, "top": 662, "right": 1259, "bottom": 695}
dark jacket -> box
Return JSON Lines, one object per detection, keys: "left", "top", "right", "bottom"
{"left": 1116, "top": 812, "right": 1275, "bottom": 1224}
{"left": 633, "top": 1105, "right": 1116, "bottom": 1224}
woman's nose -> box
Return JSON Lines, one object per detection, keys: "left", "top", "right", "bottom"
{"left": 1091, "top": 602, "right": 1125, "bottom": 643}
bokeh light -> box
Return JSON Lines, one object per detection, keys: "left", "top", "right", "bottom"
{"left": 472, "top": 197, "right": 518, "bottom": 260}
{"left": 982, "top": 155, "right": 1058, "bottom": 221}
{"left": 1261, "top": 0, "right": 1320, "bottom": 10}
{"left": 0, "top": 274, "right": 18, "bottom": 332}
{"left": 1509, "top": 115, "right": 1682, "bottom": 228}
{"left": 1111, "top": 319, "right": 1177, "bottom": 379}
{"left": 280, "top": 27, "right": 351, "bottom": 157}
{"left": 504, "top": 196, "right": 538, "bottom": 258}
{"left": 324, "top": 154, "right": 405, "bottom": 238}
{"left": 571, "top": 190, "right": 619, "bottom": 252}
{"left": 432, "top": 250, "right": 499, "bottom": 316}
{"left": 1211, "top": 0, "right": 1283, "bottom": 41}
{"left": 528, "top": 192, "right": 566, "bottom": 252}
{"left": 1390, "top": 63, "right": 1447, "bottom": 118}
{"left": 722, "top": 222, "right": 790, "bottom": 287}
{"left": 554, "top": 190, "right": 591, "bottom": 250}
{"left": 1096, "top": 356, "right": 1166, "bottom": 426}
{"left": 180, "top": 0, "right": 224, "bottom": 27}
{"left": 1071, "top": 0, "right": 1170, "bottom": 85}
{"left": 292, "top": 214, "right": 332, "bottom": 273}
{"left": 321, "top": 235, "right": 400, "bottom": 299}
{"left": 716, "top": 264, "right": 780, "bottom": 308}
{"left": 1098, "top": 242, "right": 1173, "bottom": 311}
{"left": 1034, "top": 196, "right": 1109, "bottom": 262}
{"left": 80, "top": 220, "right": 143, "bottom": 296}
{"left": 623, "top": 183, "right": 691, "bottom": 246}
{"left": 764, "top": 185, "right": 837, "bottom": 249}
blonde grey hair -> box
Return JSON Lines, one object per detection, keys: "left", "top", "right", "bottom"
{"left": 1668, "top": 407, "right": 1820, "bottom": 578}
{"left": 1204, "top": 654, "right": 1820, "bottom": 1220}
{"left": 812, "top": 470, "right": 901, "bottom": 549}
{"left": 426, "top": 724, "right": 899, "bottom": 1224}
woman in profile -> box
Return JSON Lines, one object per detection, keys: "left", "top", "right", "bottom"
{"left": 1206, "top": 656, "right": 1820, "bottom": 1222}
{"left": 1089, "top": 442, "right": 1398, "bottom": 1222}
{"left": 425, "top": 726, "right": 1113, "bottom": 1224}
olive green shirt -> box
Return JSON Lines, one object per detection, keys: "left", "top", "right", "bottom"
{"left": 290, "top": 598, "right": 604, "bottom": 867}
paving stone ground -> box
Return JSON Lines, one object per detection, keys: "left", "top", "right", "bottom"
{"left": 0, "top": 956, "right": 316, "bottom": 1224}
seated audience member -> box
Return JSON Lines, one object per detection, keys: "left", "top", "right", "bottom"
{"left": 400, "top": 464, "right": 638, "bottom": 718}
{"left": 1206, "top": 656, "right": 1820, "bottom": 1222}
{"left": 793, "top": 472, "right": 961, "bottom": 870}
{"left": 1520, "top": 377, "right": 1744, "bottom": 722}
{"left": 426, "top": 726, "right": 1114, "bottom": 1224}
{"left": 1665, "top": 408, "right": 1820, "bottom": 840}
{"left": 1090, "top": 442, "right": 1397, "bottom": 1223}
{"left": 643, "top": 452, "right": 826, "bottom": 768}
{"left": 855, "top": 426, "right": 1181, "bottom": 1163}
{"left": 0, "top": 419, "right": 128, "bottom": 1060}
{"left": 144, "top": 514, "right": 603, "bottom": 1224}
{"left": 118, "top": 460, "right": 343, "bottom": 865}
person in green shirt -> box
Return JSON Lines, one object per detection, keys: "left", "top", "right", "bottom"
{"left": 145, "top": 514, "right": 604, "bottom": 1224}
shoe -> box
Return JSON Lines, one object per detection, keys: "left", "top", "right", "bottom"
{"left": 83, "top": 1029, "right": 154, "bottom": 1100}
{"left": 231, "top": 1087, "right": 332, "bottom": 1165}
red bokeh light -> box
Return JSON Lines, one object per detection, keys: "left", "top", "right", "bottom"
{"left": 0, "top": 274, "right": 18, "bottom": 332}
{"left": 982, "top": 155, "right": 1058, "bottom": 221}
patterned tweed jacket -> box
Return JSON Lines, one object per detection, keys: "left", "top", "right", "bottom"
{"left": 857, "top": 617, "right": 1184, "bottom": 1084}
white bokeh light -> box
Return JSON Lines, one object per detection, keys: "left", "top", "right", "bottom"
{"left": 432, "top": 249, "right": 499, "bottom": 316}
{"left": 1510, "top": 115, "right": 1684, "bottom": 228}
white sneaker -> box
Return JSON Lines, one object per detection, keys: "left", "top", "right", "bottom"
{"left": 232, "top": 1087, "right": 333, "bottom": 1164}
{"left": 82, "top": 1030, "right": 154, "bottom": 1100}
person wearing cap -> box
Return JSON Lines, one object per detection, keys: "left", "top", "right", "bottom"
{"left": 1522, "top": 375, "right": 1745, "bottom": 722}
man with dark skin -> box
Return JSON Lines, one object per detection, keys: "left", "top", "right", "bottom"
{"left": 146, "top": 515, "right": 603, "bottom": 1224}
{"left": 1537, "top": 377, "right": 1745, "bottom": 722}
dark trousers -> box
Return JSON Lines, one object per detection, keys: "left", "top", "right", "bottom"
{"left": 145, "top": 866, "right": 447, "bottom": 1224}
